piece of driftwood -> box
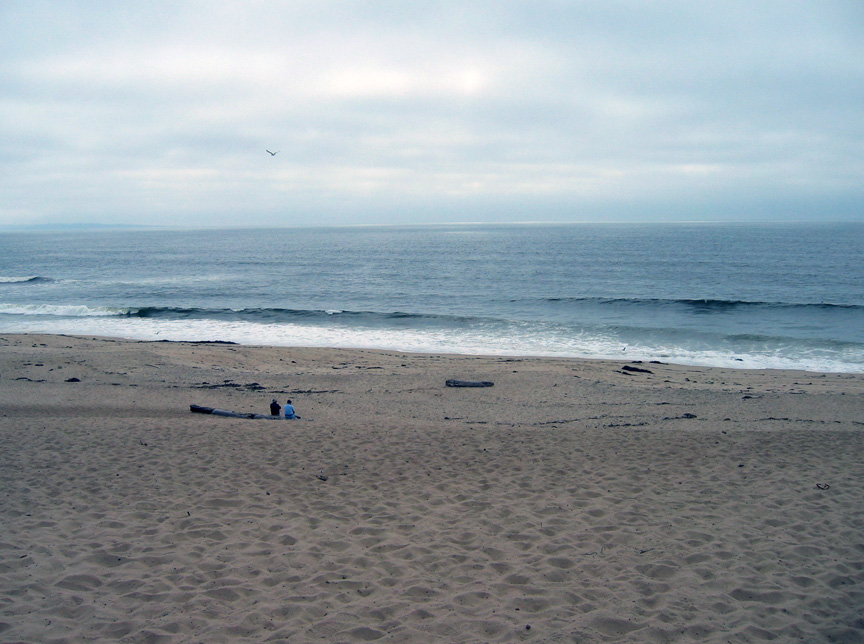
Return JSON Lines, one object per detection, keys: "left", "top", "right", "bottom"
{"left": 621, "top": 365, "right": 653, "bottom": 374}
{"left": 446, "top": 379, "right": 494, "bottom": 387}
{"left": 190, "top": 404, "right": 276, "bottom": 419}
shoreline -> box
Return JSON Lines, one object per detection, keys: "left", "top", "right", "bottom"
{"left": 2, "top": 333, "right": 863, "bottom": 643}
{"left": 2, "top": 314, "right": 860, "bottom": 374}
{"left": 3, "top": 329, "right": 863, "bottom": 375}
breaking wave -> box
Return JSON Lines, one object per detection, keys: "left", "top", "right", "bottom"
{"left": 0, "top": 276, "right": 55, "bottom": 285}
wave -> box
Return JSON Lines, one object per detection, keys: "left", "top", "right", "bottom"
{"left": 3, "top": 300, "right": 862, "bottom": 328}
{"left": 0, "top": 303, "right": 454, "bottom": 324}
{"left": 127, "top": 306, "right": 461, "bottom": 325}
{"left": 538, "top": 296, "right": 863, "bottom": 311}
{"left": 0, "top": 276, "right": 55, "bottom": 285}
{"left": 0, "top": 303, "right": 132, "bottom": 317}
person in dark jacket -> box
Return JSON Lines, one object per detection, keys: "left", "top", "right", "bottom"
{"left": 269, "top": 399, "right": 281, "bottom": 416}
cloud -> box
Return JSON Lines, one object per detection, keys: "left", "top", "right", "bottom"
{"left": 1, "top": 0, "right": 862, "bottom": 226}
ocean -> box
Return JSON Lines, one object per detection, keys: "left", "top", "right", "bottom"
{"left": 1, "top": 222, "right": 862, "bottom": 373}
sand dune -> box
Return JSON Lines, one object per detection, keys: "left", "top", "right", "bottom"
{"left": 1, "top": 334, "right": 862, "bottom": 643}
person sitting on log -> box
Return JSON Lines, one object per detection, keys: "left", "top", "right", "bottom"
{"left": 269, "top": 399, "right": 282, "bottom": 416}
{"left": 284, "top": 399, "right": 299, "bottom": 419}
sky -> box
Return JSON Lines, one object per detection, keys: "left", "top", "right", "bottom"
{"left": 1, "top": 1, "right": 862, "bottom": 228}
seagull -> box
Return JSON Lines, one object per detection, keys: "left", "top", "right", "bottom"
{"left": 266, "top": 149, "right": 279, "bottom": 156}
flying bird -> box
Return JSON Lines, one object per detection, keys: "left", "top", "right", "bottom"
{"left": 266, "top": 149, "right": 279, "bottom": 156}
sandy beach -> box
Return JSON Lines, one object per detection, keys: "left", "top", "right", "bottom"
{"left": 1, "top": 333, "right": 862, "bottom": 643}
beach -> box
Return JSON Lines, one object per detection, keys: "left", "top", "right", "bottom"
{"left": 1, "top": 333, "right": 862, "bottom": 643}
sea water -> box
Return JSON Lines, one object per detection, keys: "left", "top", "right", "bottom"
{"left": 1, "top": 222, "right": 862, "bottom": 372}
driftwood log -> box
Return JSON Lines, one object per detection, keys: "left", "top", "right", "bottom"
{"left": 190, "top": 404, "right": 276, "bottom": 419}
{"left": 621, "top": 365, "right": 653, "bottom": 374}
{"left": 446, "top": 379, "right": 494, "bottom": 388}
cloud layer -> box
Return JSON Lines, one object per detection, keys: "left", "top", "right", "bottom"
{"left": 2, "top": 1, "right": 862, "bottom": 226}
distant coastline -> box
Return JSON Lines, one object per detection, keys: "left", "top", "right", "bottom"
{"left": 0, "top": 223, "right": 162, "bottom": 232}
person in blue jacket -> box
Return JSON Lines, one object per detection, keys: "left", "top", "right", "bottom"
{"left": 284, "top": 399, "right": 299, "bottom": 419}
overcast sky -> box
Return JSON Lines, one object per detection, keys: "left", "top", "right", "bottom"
{"left": 1, "top": 1, "right": 862, "bottom": 228}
